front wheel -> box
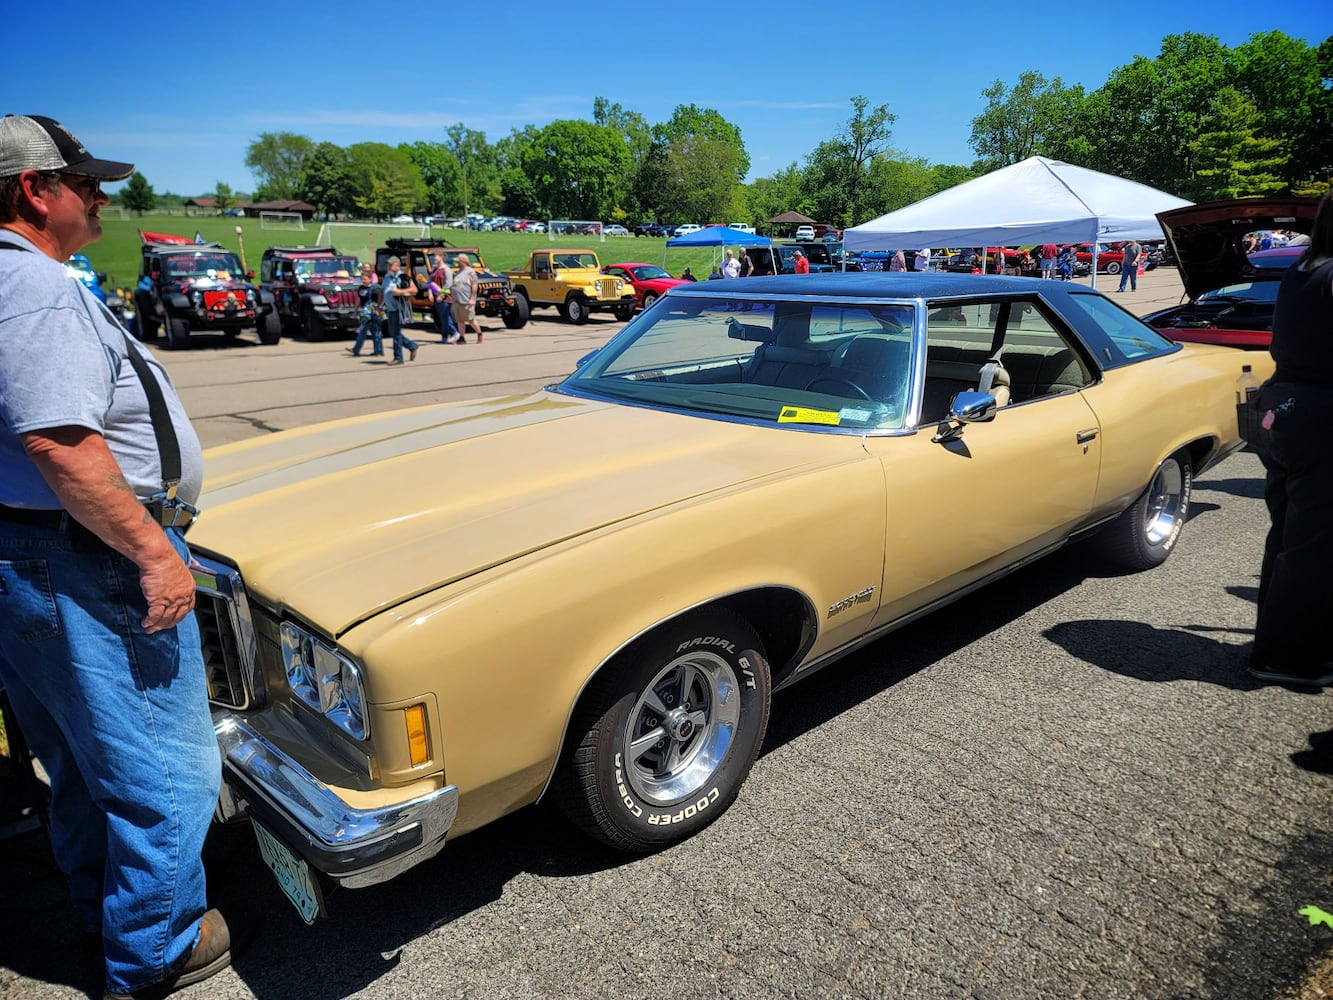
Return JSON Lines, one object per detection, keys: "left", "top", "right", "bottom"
{"left": 300, "top": 305, "right": 325, "bottom": 341}
{"left": 258, "top": 308, "right": 282, "bottom": 345}
{"left": 641, "top": 291, "right": 658, "bottom": 310}
{"left": 503, "top": 292, "right": 530, "bottom": 329}
{"left": 164, "top": 316, "right": 191, "bottom": 350}
{"left": 564, "top": 294, "right": 589, "bottom": 325}
{"left": 614, "top": 304, "right": 635, "bottom": 322}
{"left": 1098, "top": 450, "right": 1192, "bottom": 570}
{"left": 553, "top": 609, "right": 772, "bottom": 852}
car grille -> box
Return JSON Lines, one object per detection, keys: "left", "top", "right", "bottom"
{"left": 597, "top": 278, "right": 618, "bottom": 299}
{"left": 476, "top": 280, "right": 504, "bottom": 297}
{"left": 326, "top": 289, "right": 359, "bottom": 308}
{"left": 191, "top": 555, "right": 260, "bottom": 710}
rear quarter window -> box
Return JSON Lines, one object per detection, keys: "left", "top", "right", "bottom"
{"left": 1061, "top": 291, "right": 1178, "bottom": 368}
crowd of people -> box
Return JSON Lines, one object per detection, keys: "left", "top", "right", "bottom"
{"left": 346, "top": 251, "right": 486, "bottom": 362}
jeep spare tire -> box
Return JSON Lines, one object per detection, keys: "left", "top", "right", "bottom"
{"left": 553, "top": 608, "right": 772, "bottom": 852}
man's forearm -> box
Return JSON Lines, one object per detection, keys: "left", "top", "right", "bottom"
{"left": 22, "top": 426, "right": 177, "bottom": 568}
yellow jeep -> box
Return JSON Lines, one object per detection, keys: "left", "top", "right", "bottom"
{"left": 505, "top": 249, "right": 637, "bottom": 324}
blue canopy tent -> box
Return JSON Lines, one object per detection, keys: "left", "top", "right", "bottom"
{"left": 664, "top": 225, "right": 772, "bottom": 274}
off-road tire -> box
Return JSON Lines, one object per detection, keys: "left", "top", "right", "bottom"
{"left": 614, "top": 304, "right": 635, "bottom": 323}
{"left": 564, "top": 294, "right": 590, "bottom": 325}
{"left": 164, "top": 315, "right": 191, "bottom": 351}
{"left": 503, "top": 292, "right": 530, "bottom": 330}
{"left": 258, "top": 309, "right": 282, "bottom": 345}
{"left": 300, "top": 304, "right": 325, "bottom": 342}
{"left": 553, "top": 608, "right": 772, "bottom": 852}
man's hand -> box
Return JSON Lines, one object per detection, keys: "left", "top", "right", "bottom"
{"left": 136, "top": 545, "right": 196, "bottom": 632}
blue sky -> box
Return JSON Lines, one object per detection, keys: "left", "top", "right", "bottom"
{"left": 5, "top": 2, "right": 1328, "bottom": 198}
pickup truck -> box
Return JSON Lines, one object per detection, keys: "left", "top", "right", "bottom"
{"left": 504, "top": 249, "right": 637, "bottom": 324}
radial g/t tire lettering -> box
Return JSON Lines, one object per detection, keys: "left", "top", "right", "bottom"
{"left": 553, "top": 608, "right": 772, "bottom": 852}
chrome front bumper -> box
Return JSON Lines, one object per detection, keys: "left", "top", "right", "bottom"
{"left": 213, "top": 714, "right": 458, "bottom": 889}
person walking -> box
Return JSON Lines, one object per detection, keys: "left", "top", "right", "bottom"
{"left": 1249, "top": 192, "right": 1333, "bottom": 687}
{"left": 1040, "top": 242, "right": 1057, "bottom": 279}
{"left": 721, "top": 249, "right": 740, "bottom": 279}
{"left": 428, "top": 252, "right": 458, "bottom": 343}
{"left": 451, "top": 254, "right": 484, "bottom": 344}
{"left": 0, "top": 114, "right": 230, "bottom": 998}
{"left": 1117, "top": 240, "right": 1142, "bottom": 292}
{"left": 381, "top": 255, "right": 418, "bottom": 364}
{"left": 348, "top": 265, "right": 384, "bottom": 356}
{"left": 888, "top": 250, "right": 906, "bottom": 272}
{"left": 792, "top": 249, "right": 809, "bottom": 274}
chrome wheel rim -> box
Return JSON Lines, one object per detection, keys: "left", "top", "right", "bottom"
{"left": 1143, "top": 458, "right": 1186, "bottom": 548}
{"left": 623, "top": 651, "right": 740, "bottom": 805}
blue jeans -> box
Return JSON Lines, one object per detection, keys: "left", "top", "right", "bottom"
{"left": 386, "top": 308, "right": 418, "bottom": 362}
{"left": 433, "top": 299, "right": 458, "bottom": 341}
{"left": 1118, "top": 261, "right": 1138, "bottom": 291}
{"left": 352, "top": 316, "right": 383, "bottom": 355}
{"left": 0, "top": 520, "right": 219, "bottom": 994}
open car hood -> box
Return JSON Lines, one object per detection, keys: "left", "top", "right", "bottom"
{"left": 1156, "top": 197, "right": 1319, "bottom": 301}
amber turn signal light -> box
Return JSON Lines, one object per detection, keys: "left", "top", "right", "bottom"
{"left": 404, "top": 703, "right": 429, "bottom": 767}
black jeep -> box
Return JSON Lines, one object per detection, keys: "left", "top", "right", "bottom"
{"left": 373, "top": 239, "right": 528, "bottom": 329}
{"left": 260, "top": 246, "right": 364, "bottom": 340}
{"left": 134, "top": 239, "right": 279, "bottom": 349}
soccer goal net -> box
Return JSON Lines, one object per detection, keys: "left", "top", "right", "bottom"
{"left": 548, "top": 220, "right": 605, "bottom": 242}
{"left": 315, "top": 222, "right": 429, "bottom": 270}
{"left": 260, "top": 211, "right": 306, "bottom": 231}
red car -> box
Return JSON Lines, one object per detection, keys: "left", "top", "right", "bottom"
{"left": 602, "top": 262, "right": 690, "bottom": 310}
{"left": 1069, "top": 243, "right": 1127, "bottom": 274}
{"left": 1142, "top": 196, "right": 1319, "bottom": 350}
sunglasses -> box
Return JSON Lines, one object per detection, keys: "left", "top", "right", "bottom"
{"left": 60, "top": 174, "right": 104, "bottom": 200}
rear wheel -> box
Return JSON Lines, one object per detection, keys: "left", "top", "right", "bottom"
{"left": 164, "top": 316, "right": 191, "bottom": 351}
{"left": 1098, "top": 450, "right": 1192, "bottom": 570}
{"left": 1106, "top": 261, "right": 1121, "bottom": 274}
{"left": 553, "top": 609, "right": 772, "bottom": 852}
{"left": 564, "top": 294, "right": 589, "bottom": 325}
{"left": 503, "top": 292, "right": 530, "bottom": 329}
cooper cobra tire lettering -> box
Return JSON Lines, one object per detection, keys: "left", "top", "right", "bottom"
{"left": 613, "top": 752, "right": 643, "bottom": 817}
{"left": 646, "top": 787, "right": 720, "bottom": 825}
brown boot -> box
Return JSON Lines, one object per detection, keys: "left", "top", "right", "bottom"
{"left": 104, "top": 909, "right": 231, "bottom": 999}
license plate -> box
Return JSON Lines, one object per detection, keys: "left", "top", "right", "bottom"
{"left": 252, "top": 819, "right": 324, "bottom": 924}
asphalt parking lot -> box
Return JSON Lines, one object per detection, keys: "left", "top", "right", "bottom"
{"left": 4, "top": 269, "right": 1332, "bottom": 1000}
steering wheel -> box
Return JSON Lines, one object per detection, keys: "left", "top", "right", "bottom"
{"left": 803, "top": 376, "right": 872, "bottom": 400}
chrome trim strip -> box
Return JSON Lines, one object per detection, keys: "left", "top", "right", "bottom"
{"left": 774, "top": 538, "right": 1070, "bottom": 692}
{"left": 214, "top": 714, "right": 457, "bottom": 888}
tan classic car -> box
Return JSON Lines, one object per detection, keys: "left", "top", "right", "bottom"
{"left": 188, "top": 273, "right": 1270, "bottom": 921}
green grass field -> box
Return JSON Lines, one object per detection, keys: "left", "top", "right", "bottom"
{"left": 89, "top": 215, "right": 729, "bottom": 294}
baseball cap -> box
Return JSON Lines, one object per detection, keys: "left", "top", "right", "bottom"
{"left": 0, "top": 115, "right": 134, "bottom": 180}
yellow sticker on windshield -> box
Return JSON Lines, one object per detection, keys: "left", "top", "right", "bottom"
{"left": 778, "top": 405, "right": 841, "bottom": 425}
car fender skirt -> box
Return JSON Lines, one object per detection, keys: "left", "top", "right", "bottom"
{"left": 213, "top": 714, "right": 458, "bottom": 888}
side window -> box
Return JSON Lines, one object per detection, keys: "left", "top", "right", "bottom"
{"left": 260, "top": 258, "right": 274, "bottom": 282}
{"left": 1062, "top": 292, "right": 1177, "bottom": 365}
{"left": 993, "top": 302, "right": 1092, "bottom": 401}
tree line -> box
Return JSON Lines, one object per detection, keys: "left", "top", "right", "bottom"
{"left": 120, "top": 30, "right": 1329, "bottom": 226}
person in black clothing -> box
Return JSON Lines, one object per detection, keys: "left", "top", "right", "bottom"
{"left": 1249, "top": 191, "right": 1333, "bottom": 686}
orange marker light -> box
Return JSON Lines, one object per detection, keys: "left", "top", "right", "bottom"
{"left": 405, "top": 704, "right": 429, "bottom": 767}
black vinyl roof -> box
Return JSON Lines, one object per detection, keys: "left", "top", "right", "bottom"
{"left": 667, "top": 272, "right": 1085, "bottom": 300}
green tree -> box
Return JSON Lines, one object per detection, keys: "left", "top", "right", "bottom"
{"left": 653, "top": 104, "right": 749, "bottom": 181}
{"left": 521, "top": 120, "right": 630, "bottom": 219}
{"left": 346, "top": 143, "right": 426, "bottom": 218}
{"left": 1189, "top": 87, "right": 1288, "bottom": 199}
{"left": 593, "top": 97, "right": 652, "bottom": 215}
{"left": 444, "top": 125, "right": 500, "bottom": 216}
{"left": 969, "top": 72, "right": 1080, "bottom": 167}
{"left": 400, "top": 141, "right": 461, "bottom": 215}
{"left": 662, "top": 136, "right": 744, "bottom": 223}
{"left": 863, "top": 154, "right": 937, "bottom": 218}
{"left": 244, "top": 132, "right": 314, "bottom": 201}
{"left": 744, "top": 163, "right": 808, "bottom": 231}
{"left": 212, "top": 181, "right": 232, "bottom": 213}
{"left": 121, "top": 171, "right": 156, "bottom": 215}
{"left": 299, "top": 142, "right": 356, "bottom": 217}
{"left": 801, "top": 96, "right": 894, "bottom": 227}
{"left": 1233, "top": 31, "right": 1333, "bottom": 191}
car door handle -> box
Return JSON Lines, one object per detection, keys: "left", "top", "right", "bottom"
{"left": 1076, "top": 428, "right": 1099, "bottom": 444}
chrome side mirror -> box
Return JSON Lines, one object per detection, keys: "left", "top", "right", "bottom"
{"left": 932, "top": 391, "right": 997, "bottom": 443}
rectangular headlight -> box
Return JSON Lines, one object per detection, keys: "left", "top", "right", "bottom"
{"left": 279, "top": 622, "right": 369, "bottom": 740}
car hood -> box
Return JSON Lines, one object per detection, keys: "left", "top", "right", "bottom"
{"left": 1156, "top": 196, "right": 1319, "bottom": 301}
{"left": 188, "top": 392, "right": 839, "bottom": 635}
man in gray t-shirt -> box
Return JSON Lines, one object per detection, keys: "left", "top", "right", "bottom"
{"left": 0, "top": 115, "right": 229, "bottom": 998}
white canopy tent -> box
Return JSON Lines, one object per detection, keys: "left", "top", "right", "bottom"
{"left": 843, "top": 156, "right": 1192, "bottom": 286}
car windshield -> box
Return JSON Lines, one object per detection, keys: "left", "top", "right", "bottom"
{"left": 1198, "top": 281, "right": 1280, "bottom": 304}
{"left": 631, "top": 265, "right": 671, "bottom": 280}
{"left": 561, "top": 294, "right": 916, "bottom": 431}
{"left": 299, "top": 257, "right": 360, "bottom": 278}
{"left": 553, "top": 253, "right": 599, "bottom": 269}
{"left": 166, "top": 253, "right": 243, "bottom": 278}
